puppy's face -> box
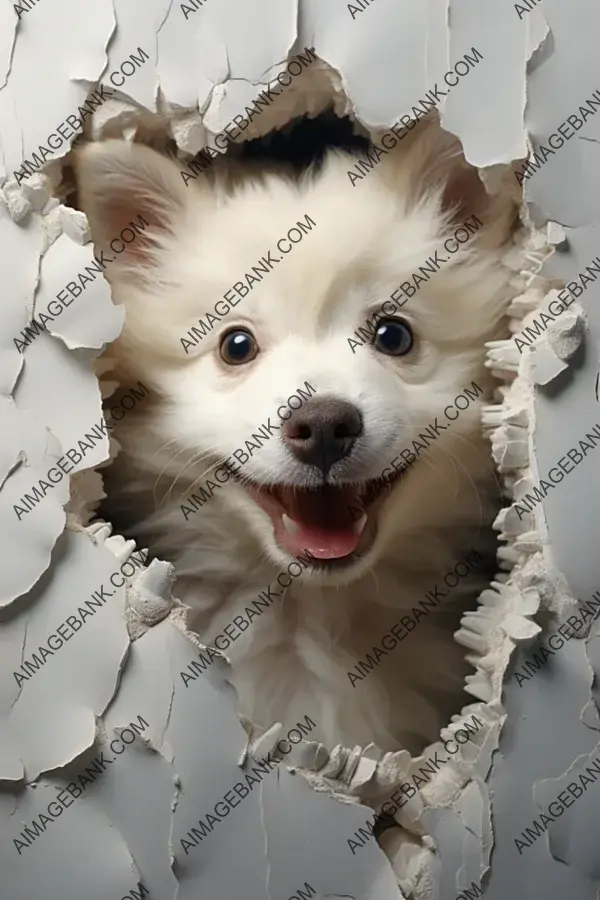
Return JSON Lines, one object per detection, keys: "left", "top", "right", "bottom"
{"left": 77, "top": 130, "right": 514, "bottom": 585}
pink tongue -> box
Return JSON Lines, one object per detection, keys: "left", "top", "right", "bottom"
{"left": 274, "top": 486, "right": 363, "bottom": 560}
{"left": 276, "top": 519, "right": 361, "bottom": 559}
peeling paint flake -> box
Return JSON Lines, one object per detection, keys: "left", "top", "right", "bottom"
{"left": 25, "top": 231, "right": 124, "bottom": 352}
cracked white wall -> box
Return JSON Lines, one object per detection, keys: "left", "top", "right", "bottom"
{"left": 1, "top": 0, "right": 600, "bottom": 899}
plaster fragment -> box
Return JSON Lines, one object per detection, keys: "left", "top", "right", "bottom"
{"left": 89, "top": 98, "right": 158, "bottom": 142}
{"left": 545, "top": 309, "right": 585, "bottom": 360}
{"left": 344, "top": 752, "right": 380, "bottom": 790}
{"left": 31, "top": 233, "right": 124, "bottom": 351}
{"left": 546, "top": 221, "right": 568, "bottom": 248}
{"left": 1, "top": 181, "right": 31, "bottom": 222}
{"left": 103, "top": 532, "right": 139, "bottom": 563}
{"left": 501, "top": 613, "right": 541, "bottom": 642}
{"left": 170, "top": 111, "right": 210, "bottom": 155}
{"left": 20, "top": 174, "right": 51, "bottom": 211}
{"left": 491, "top": 426, "right": 529, "bottom": 468}
{"left": 455, "top": 627, "right": 488, "bottom": 656}
{"left": 526, "top": 6, "right": 550, "bottom": 62}
{"left": 57, "top": 205, "right": 91, "bottom": 244}
{"left": 464, "top": 672, "right": 493, "bottom": 703}
{"left": 125, "top": 560, "right": 175, "bottom": 639}
{"left": 444, "top": 0, "right": 527, "bottom": 167}
{"left": 485, "top": 339, "right": 521, "bottom": 373}
{"left": 529, "top": 338, "right": 569, "bottom": 385}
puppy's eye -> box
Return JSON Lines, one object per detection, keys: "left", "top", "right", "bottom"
{"left": 219, "top": 328, "right": 259, "bottom": 365}
{"left": 373, "top": 318, "right": 413, "bottom": 357}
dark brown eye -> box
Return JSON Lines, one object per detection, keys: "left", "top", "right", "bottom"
{"left": 373, "top": 318, "right": 413, "bottom": 356}
{"left": 219, "top": 328, "right": 259, "bottom": 365}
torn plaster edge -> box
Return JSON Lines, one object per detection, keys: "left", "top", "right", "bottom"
{"left": 66, "top": 381, "right": 131, "bottom": 525}
{"left": 88, "top": 518, "right": 231, "bottom": 660}
{"left": 45, "top": 60, "right": 557, "bottom": 898}
{"left": 492, "top": 216, "right": 591, "bottom": 627}
{"left": 85, "top": 524, "right": 328, "bottom": 768}
{"left": 51, "top": 84, "right": 535, "bottom": 900}
{"left": 2, "top": 171, "right": 107, "bottom": 372}
{"left": 0, "top": 172, "right": 59, "bottom": 349}
{"left": 162, "top": 55, "right": 355, "bottom": 162}
{"left": 477, "top": 217, "right": 573, "bottom": 655}
{"left": 81, "top": 52, "right": 355, "bottom": 164}
{"left": 1, "top": 72, "right": 151, "bottom": 204}
{"left": 85, "top": 518, "right": 178, "bottom": 638}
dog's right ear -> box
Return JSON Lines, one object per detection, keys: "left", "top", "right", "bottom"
{"left": 379, "top": 119, "right": 519, "bottom": 251}
{"left": 75, "top": 140, "right": 194, "bottom": 278}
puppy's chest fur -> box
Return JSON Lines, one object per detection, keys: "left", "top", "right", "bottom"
{"left": 139, "top": 507, "right": 491, "bottom": 755}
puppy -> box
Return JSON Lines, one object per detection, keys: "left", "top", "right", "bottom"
{"left": 75, "top": 123, "right": 516, "bottom": 754}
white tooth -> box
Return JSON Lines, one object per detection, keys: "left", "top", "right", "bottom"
{"left": 353, "top": 513, "right": 367, "bottom": 535}
{"left": 282, "top": 514, "right": 300, "bottom": 535}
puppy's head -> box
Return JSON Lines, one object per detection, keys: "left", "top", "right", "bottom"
{"left": 76, "top": 125, "right": 516, "bottom": 585}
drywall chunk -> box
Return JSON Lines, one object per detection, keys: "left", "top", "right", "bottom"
{"left": 546, "top": 221, "right": 568, "bottom": 248}
{"left": 14, "top": 326, "right": 110, "bottom": 478}
{"left": 485, "top": 339, "right": 521, "bottom": 373}
{"left": 58, "top": 205, "right": 91, "bottom": 244}
{"left": 501, "top": 613, "right": 541, "bottom": 641}
{"left": 292, "top": 739, "right": 331, "bottom": 771}
{"left": 126, "top": 560, "right": 176, "bottom": 639}
{"left": 103, "top": 533, "right": 138, "bottom": 563}
{"left": 171, "top": 112, "right": 211, "bottom": 155}
{"left": 90, "top": 98, "right": 157, "bottom": 141}
{"left": 499, "top": 504, "right": 535, "bottom": 536}
{"left": 507, "top": 287, "right": 549, "bottom": 317}
{"left": 464, "top": 671, "right": 493, "bottom": 702}
{"left": 545, "top": 309, "right": 584, "bottom": 360}
{"left": 491, "top": 424, "right": 529, "bottom": 469}
{"left": 20, "top": 174, "right": 51, "bottom": 211}
{"left": 1, "top": 182, "right": 31, "bottom": 222}
{"left": 529, "top": 338, "right": 569, "bottom": 385}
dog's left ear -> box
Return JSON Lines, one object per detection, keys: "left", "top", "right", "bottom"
{"left": 75, "top": 140, "right": 196, "bottom": 276}
{"left": 384, "top": 119, "right": 518, "bottom": 249}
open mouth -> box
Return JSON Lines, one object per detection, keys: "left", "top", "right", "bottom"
{"left": 243, "top": 469, "right": 403, "bottom": 567}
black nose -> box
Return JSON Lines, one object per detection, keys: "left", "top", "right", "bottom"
{"left": 282, "top": 396, "right": 363, "bottom": 477}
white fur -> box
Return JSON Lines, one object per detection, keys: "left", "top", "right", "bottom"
{"left": 76, "top": 126, "right": 515, "bottom": 754}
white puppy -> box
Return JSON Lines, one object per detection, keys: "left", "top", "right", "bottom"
{"left": 76, "top": 123, "right": 516, "bottom": 754}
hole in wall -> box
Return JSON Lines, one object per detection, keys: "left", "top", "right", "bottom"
{"left": 54, "top": 84, "right": 525, "bottom": 775}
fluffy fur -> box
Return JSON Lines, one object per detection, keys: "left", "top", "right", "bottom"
{"left": 75, "top": 123, "right": 516, "bottom": 754}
